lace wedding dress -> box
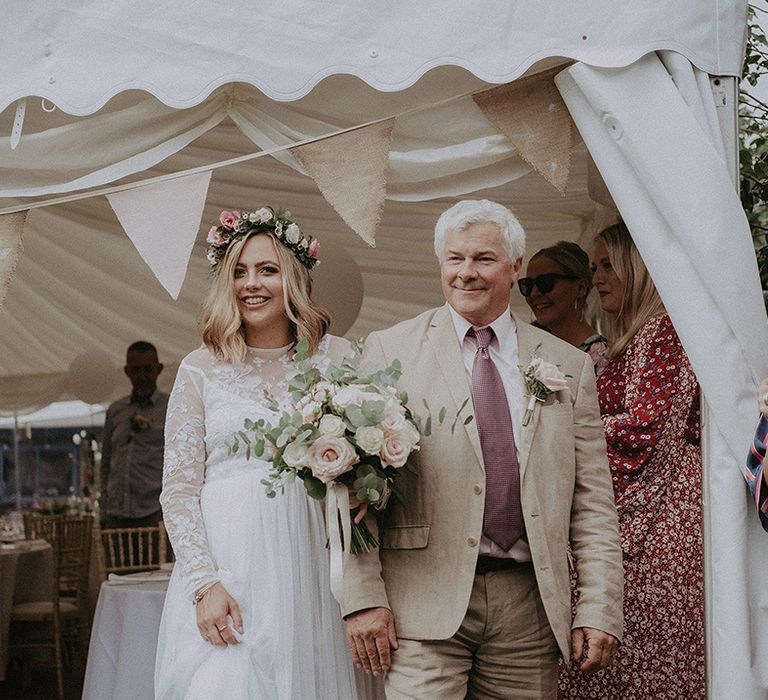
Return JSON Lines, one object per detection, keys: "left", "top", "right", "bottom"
{"left": 155, "top": 336, "right": 378, "bottom": 699}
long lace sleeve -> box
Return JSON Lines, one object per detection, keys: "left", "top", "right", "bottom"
{"left": 160, "top": 358, "right": 220, "bottom": 600}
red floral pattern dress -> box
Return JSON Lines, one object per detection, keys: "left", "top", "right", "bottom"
{"left": 559, "top": 313, "right": 704, "bottom": 699}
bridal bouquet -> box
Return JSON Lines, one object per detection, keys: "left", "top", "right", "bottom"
{"left": 231, "top": 339, "right": 421, "bottom": 557}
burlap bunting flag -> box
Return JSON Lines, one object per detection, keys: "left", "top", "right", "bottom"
{"left": 473, "top": 68, "right": 573, "bottom": 195}
{"left": 291, "top": 119, "right": 395, "bottom": 246}
{"left": 0, "top": 211, "right": 28, "bottom": 310}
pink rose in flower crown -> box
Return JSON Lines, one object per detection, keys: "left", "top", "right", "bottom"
{"left": 380, "top": 435, "right": 410, "bottom": 468}
{"left": 219, "top": 210, "right": 240, "bottom": 231}
{"left": 207, "top": 226, "right": 228, "bottom": 246}
{"left": 306, "top": 436, "right": 359, "bottom": 483}
{"left": 308, "top": 239, "right": 320, "bottom": 258}
{"left": 530, "top": 357, "right": 569, "bottom": 392}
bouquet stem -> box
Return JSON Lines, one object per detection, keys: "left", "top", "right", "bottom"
{"left": 350, "top": 518, "right": 378, "bottom": 554}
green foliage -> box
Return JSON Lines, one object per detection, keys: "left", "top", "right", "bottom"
{"left": 743, "top": 3, "right": 768, "bottom": 306}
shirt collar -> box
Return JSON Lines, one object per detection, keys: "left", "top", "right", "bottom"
{"left": 447, "top": 304, "right": 517, "bottom": 349}
{"left": 130, "top": 389, "right": 159, "bottom": 407}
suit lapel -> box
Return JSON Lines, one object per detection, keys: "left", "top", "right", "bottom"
{"left": 514, "top": 315, "right": 543, "bottom": 483}
{"left": 426, "top": 305, "right": 485, "bottom": 471}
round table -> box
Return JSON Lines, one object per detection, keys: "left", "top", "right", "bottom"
{"left": 82, "top": 576, "right": 169, "bottom": 700}
{"left": 0, "top": 539, "right": 53, "bottom": 680}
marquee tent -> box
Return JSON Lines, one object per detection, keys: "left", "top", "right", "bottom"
{"left": 0, "top": 1, "right": 765, "bottom": 697}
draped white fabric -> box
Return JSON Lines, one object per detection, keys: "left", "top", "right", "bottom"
{"left": 0, "top": 1, "right": 747, "bottom": 116}
{"left": 556, "top": 52, "right": 768, "bottom": 698}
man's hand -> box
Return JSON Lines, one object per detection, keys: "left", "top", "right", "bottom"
{"left": 345, "top": 606, "right": 398, "bottom": 676}
{"left": 571, "top": 627, "right": 618, "bottom": 675}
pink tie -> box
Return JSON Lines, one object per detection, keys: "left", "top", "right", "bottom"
{"left": 468, "top": 326, "right": 524, "bottom": 550}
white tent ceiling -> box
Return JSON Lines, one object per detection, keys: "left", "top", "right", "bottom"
{"left": 2, "top": 4, "right": 767, "bottom": 695}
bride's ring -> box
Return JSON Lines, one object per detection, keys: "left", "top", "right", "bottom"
{"left": 216, "top": 624, "right": 227, "bottom": 632}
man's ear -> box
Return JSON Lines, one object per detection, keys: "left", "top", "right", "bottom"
{"left": 123, "top": 365, "right": 130, "bottom": 378}
{"left": 157, "top": 363, "right": 164, "bottom": 376}
{"left": 513, "top": 257, "right": 523, "bottom": 274}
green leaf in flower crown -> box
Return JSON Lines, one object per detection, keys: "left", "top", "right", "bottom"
{"left": 238, "top": 431, "right": 251, "bottom": 445}
{"left": 303, "top": 475, "right": 327, "bottom": 500}
{"left": 254, "top": 439, "right": 265, "bottom": 457}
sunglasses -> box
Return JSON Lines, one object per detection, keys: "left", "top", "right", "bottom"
{"left": 518, "top": 273, "right": 579, "bottom": 297}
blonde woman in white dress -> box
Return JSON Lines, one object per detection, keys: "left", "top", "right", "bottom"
{"left": 155, "top": 208, "right": 375, "bottom": 699}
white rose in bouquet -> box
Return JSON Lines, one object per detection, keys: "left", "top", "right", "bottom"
{"left": 380, "top": 435, "right": 410, "bottom": 468}
{"left": 332, "top": 385, "right": 380, "bottom": 410}
{"left": 355, "top": 426, "right": 385, "bottom": 455}
{"left": 312, "top": 381, "right": 336, "bottom": 403}
{"left": 307, "top": 436, "right": 359, "bottom": 483}
{"left": 301, "top": 401, "right": 322, "bottom": 423}
{"left": 318, "top": 414, "right": 346, "bottom": 437}
{"left": 282, "top": 440, "right": 309, "bottom": 468}
{"left": 400, "top": 420, "right": 421, "bottom": 449}
{"left": 380, "top": 407, "right": 406, "bottom": 435}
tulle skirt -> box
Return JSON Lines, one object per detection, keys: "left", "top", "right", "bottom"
{"left": 155, "top": 467, "right": 380, "bottom": 699}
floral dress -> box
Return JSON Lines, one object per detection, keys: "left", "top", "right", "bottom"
{"left": 154, "top": 337, "right": 379, "bottom": 700}
{"left": 559, "top": 313, "right": 704, "bottom": 699}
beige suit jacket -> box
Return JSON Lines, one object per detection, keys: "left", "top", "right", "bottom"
{"left": 340, "top": 305, "right": 623, "bottom": 657}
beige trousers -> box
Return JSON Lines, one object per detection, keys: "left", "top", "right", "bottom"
{"left": 385, "top": 566, "right": 559, "bottom": 699}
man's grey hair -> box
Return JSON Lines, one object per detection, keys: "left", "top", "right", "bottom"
{"left": 434, "top": 199, "right": 526, "bottom": 263}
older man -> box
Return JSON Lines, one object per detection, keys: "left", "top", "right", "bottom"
{"left": 342, "top": 200, "right": 623, "bottom": 698}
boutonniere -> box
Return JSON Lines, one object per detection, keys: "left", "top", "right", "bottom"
{"left": 130, "top": 414, "right": 152, "bottom": 432}
{"left": 520, "top": 345, "right": 570, "bottom": 426}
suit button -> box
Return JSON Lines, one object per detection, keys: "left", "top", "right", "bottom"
{"left": 467, "top": 536, "right": 478, "bottom": 547}
{"left": 473, "top": 484, "right": 483, "bottom": 495}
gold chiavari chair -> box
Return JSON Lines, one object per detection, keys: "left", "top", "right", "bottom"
{"left": 12, "top": 512, "right": 93, "bottom": 700}
{"left": 97, "top": 520, "right": 170, "bottom": 578}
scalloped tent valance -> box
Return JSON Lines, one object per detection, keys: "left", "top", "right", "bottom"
{"left": 1, "top": 0, "right": 747, "bottom": 115}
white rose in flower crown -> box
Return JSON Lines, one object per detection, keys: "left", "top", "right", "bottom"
{"left": 285, "top": 223, "right": 301, "bottom": 244}
{"left": 282, "top": 440, "right": 309, "bottom": 468}
{"left": 299, "top": 238, "right": 309, "bottom": 250}
{"left": 254, "top": 207, "right": 273, "bottom": 223}
{"left": 306, "top": 436, "right": 358, "bottom": 483}
{"left": 530, "top": 357, "right": 569, "bottom": 392}
{"left": 319, "top": 414, "right": 346, "bottom": 437}
{"left": 355, "top": 426, "right": 385, "bottom": 455}
{"left": 380, "top": 435, "right": 410, "bottom": 468}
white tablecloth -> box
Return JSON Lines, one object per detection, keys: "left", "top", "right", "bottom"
{"left": 82, "top": 574, "right": 169, "bottom": 700}
{"left": 0, "top": 539, "right": 53, "bottom": 680}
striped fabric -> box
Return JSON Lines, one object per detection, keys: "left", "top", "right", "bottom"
{"left": 745, "top": 416, "right": 768, "bottom": 531}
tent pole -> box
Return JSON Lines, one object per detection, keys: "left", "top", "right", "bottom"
{"left": 12, "top": 411, "right": 21, "bottom": 511}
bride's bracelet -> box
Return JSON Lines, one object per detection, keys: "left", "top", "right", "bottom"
{"left": 193, "top": 582, "right": 216, "bottom": 606}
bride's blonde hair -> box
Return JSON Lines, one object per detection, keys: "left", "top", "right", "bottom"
{"left": 596, "top": 222, "right": 665, "bottom": 358}
{"left": 200, "top": 232, "right": 330, "bottom": 364}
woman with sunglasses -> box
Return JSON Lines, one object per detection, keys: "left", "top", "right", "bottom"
{"left": 559, "top": 222, "right": 704, "bottom": 699}
{"left": 520, "top": 241, "right": 608, "bottom": 374}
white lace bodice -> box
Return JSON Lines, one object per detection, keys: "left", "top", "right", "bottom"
{"left": 160, "top": 335, "right": 352, "bottom": 600}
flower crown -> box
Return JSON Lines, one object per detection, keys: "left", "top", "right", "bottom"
{"left": 205, "top": 207, "right": 320, "bottom": 272}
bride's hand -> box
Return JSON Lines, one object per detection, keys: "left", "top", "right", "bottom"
{"left": 195, "top": 582, "right": 244, "bottom": 647}
{"left": 347, "top": 488, "right": 369, "bottom": 525}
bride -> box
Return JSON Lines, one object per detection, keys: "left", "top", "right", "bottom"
{"left": 155, "top": 207, "right": 372, "bottom": 699}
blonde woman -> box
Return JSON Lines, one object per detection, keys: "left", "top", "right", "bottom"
{"left": 559, "top": 222, "right": 704, "bottom": 699}
{"left": 155, "top": 208, "right": 369, "bottom": 699}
